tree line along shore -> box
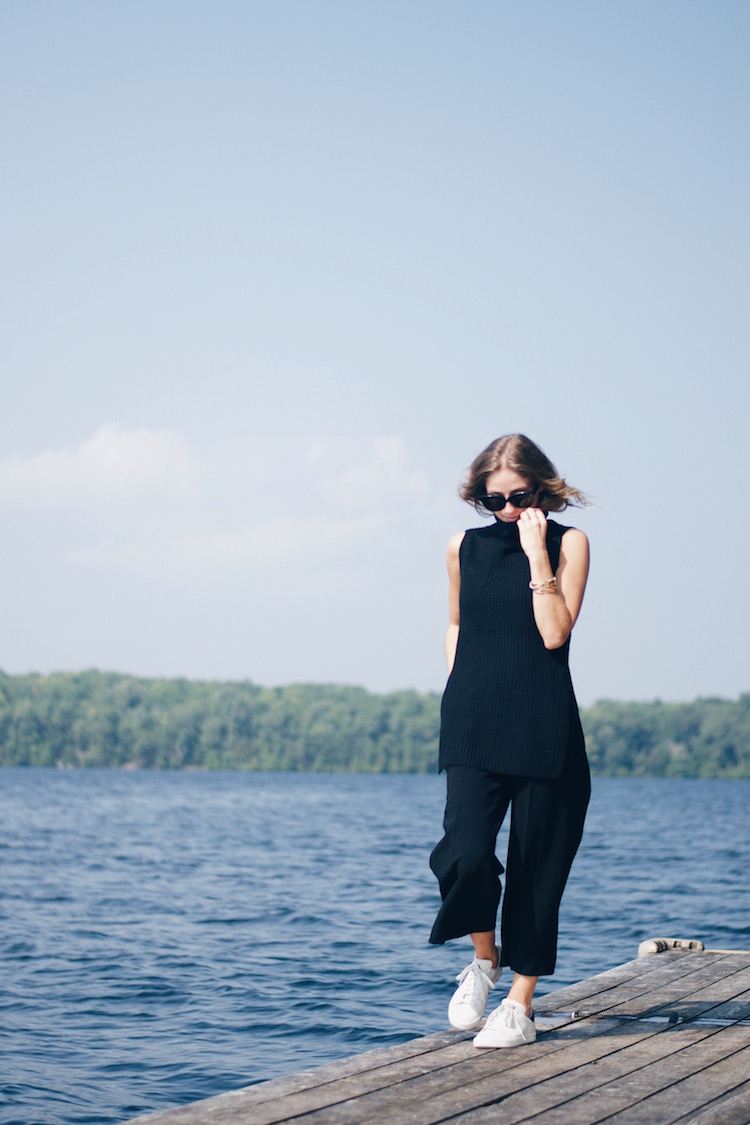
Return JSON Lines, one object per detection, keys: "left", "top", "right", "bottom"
{"left": 0, "top": 670, "right": 748, "bottom": 777}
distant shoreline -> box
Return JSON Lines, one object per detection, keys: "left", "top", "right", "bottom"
{"left": 1, "top": 670, "right": 748, "bottom": 777}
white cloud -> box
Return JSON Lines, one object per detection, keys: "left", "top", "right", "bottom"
{"left": 302, "top": 434, "right": 430, "bottom": 509}
{"left": 0, "top": 424, "right": 200, "bottom": 505}
{"left": 7, "top": 426, "right": 433, "bottom": 576}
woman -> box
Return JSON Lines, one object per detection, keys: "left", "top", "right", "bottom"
{"left": 429, "top": 433, "right": 591, "bottom": 1049}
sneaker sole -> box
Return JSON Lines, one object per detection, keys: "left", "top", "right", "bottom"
{"left": 473, "top": 1032, "right": 536, "bottom": 1048}
{"left": 449, "top": 1012, "right": 485, "bottom": 1031}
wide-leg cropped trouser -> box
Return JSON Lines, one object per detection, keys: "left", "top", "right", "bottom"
{"left": 429, "top": 736, "right": 590, "bottom": 977}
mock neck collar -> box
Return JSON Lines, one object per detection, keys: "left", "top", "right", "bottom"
{"left": 487, "top": 517, "right": 521, "bottom": 541}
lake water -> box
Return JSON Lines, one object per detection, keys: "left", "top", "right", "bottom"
{"left": 1, "top": 769, "right": 748, "bottom": 1124}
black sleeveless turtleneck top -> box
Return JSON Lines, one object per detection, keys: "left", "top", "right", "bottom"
{"left": 438, "top": 518, "right": 582, "bottom": 779}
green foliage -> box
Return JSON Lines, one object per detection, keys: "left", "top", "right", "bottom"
{"left": 0, "top": 671, "right": 748, "bottom": 776}
{"left": 0, "top": 671, "right": 442, "bottom": 773}
{"left": 581, "top": 695, "right": 750, "bottom": 778}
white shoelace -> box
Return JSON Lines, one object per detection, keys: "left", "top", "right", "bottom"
{"left": 454, "top": 962, "right": 496, "bottom": 1006}
{"left": 486, "top": 1000, "right": 532, "bottom": 1029}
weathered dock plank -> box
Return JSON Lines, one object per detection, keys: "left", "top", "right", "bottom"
{"left": 126, "top": 948, "right": 750, "bottom": 1125}
{"left": 463, "top": 1025, "right": 749, "bottom": 1125}
{"left": 599, "top": 1038, "right": 750, "bottom": 1124}
{"left": 680, "top": 1079, "right": 750, "bottom": 1124}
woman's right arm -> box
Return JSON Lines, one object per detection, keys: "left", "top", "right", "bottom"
{"left": 444, "top": 532, "right": 465, "bottom": 674}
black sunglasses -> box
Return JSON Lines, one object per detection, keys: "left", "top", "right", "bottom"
{"left": 478, "top": 489, "right": 536, "bottom": 512}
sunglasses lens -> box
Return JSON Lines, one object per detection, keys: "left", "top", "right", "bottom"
{"left": 480, "top": 494, "right": 506, "bottom": 511}
{"left": 514, "top": 491, "right": 535, "bottom": 508}
{"left": 480, "top": 490, "right": 536, "bottom": 511}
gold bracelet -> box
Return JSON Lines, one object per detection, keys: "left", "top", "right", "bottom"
{"left": 529, "top": 577, "right": 557, "bottom": 594}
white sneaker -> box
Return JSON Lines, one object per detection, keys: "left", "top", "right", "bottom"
{"left": 473, "top": 998, "right": 537, "bottom": 1048}
{"left": 448, "top": 958, "right": 502, "bottom": 1030}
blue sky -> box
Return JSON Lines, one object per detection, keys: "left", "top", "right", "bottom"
{"left": 1, "top": 1, "right": 748, "bottom": 704}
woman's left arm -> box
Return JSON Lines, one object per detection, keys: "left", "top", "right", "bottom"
{"left": 518, "top": 510, "right": 590, "bottom": 650}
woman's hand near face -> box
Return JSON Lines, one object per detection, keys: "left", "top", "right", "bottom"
{"left": 520, "top": 511, "right": 589, "bottom": 650}
{"left": 517, "top": 507, "right": 549, "bottom": 561}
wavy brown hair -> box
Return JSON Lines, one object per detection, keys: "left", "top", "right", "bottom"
{"left": 460, "top": 434, "right": 588, "bottom": 515}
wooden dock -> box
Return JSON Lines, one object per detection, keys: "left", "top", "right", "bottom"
{"left": 127, "top": 943, "right": 750, "bottom": 1124}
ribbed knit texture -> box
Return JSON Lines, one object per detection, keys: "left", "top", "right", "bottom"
{"left": 438, "top": 518, "right": 581, "bottom": 780}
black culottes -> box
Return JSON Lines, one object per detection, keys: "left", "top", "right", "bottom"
{"left": 429, "top": 735, "right": 590, "bottom": 977}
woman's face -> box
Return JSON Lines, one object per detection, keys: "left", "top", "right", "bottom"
{"left": 483, "top": 467, "right": 535, "bottom": 523}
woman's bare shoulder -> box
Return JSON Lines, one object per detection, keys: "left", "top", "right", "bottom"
{"left": 447, "top": 530, "right": 466, "bottom": 561}
{"left": 559, "top": 528, "right": 590, "bottom": 579}
{"left": 560, "top": 527, "right": 589, "bottom": 553}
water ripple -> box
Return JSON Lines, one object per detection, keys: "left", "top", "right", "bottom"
{"left": 0, "top": 770, "right": 748, "bottom": 1123}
